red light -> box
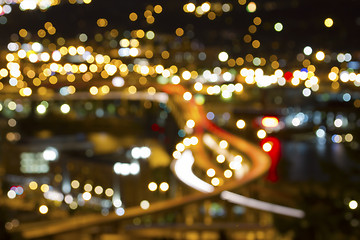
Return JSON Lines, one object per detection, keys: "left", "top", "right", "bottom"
{"left": 261, "top": 117, "right": 279, "bottom": 128}
{"left": 260, "top": 137, "right": 281, "bottom": 182}
{"left": 284, "top": 71, "right": 293, "bottom": 81}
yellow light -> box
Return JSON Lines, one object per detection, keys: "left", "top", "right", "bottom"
{"left": 175, "top": 28, "right": 184, "bottom": 37}
{"left": 236, "top": 119, "right": 246, "bottom": 129}
{"left": 154, "top": 5, "right": 162, "bottom": 14}
{"left": 218, "top": 52, "right": 229, "bottom": 62}
{"left": 315, "top": 51, "right": 325, "bottom": 61}
{"left": 39, "top": 205, "right": 48, "bottom": 214}
{"left": 257, "top": 129, "right": 267, "bottom": 139}
{"left": 246, "top": 2, "right": 256, "bottom": 12}
{"left": 216, "top": 154, "right": 225, "bottom": 163}
{"left": 29, "top": 181, "right": 38, "bottom": 190}
{"left": 190, "top": 136, "right": 199, "bottom": 145}
{"left": 84, "top": 183, "right": 93, "bottom": 192}
{"left": 185, "top": 3, "right": 196, "bottom": 12}
{"left": 262, "top": 142, "right": 272, "bottom": 152}
{"left": 148, "top": 182, "right": 157, "bottom": 191}
{"left": 201, "top": 2, "right": 211, "bottom": 12}
{"left": 159, "top": 182, "right": 169, "bottom": 192}
{"left": 128, "top": 86, "right": 137, "bottom": 94}
{"left": 182, "top": 70, "right": 191, "bottom": 80}
{"left": 224, "top": 170, "right": 233, "bottom": 178}
{"left": 324, "top": 18, "right": 333, "bottom": 28}
{"left": 105, "top": 188, "right": 114, "bottom": 197}
{"left": 261, "top": 117, "right": 279, "bottom": 128}
{"left": 94, "top": 186, "right": 103, "bottom": 195}
{"left": 207, "top": 168, "right": 216, "bottom": 177}
{"left": 82, "top": 192, "right": 92, "bottom": 201}
{"left": 194, "top": 82, "right": 203, "bottom": 91}
{"left": 40, "top": 184, "right": 49, "bottom": 193}
{"left": 219, "top": 140, "right": 228, "bottom": 149}
{"left": 89, "top": 86, "right": 98, "bottom": 95}
{"left": 211, "top": 177, "right": 220, "bottom": 186}
{"left": 140, "top": 200, "right": 150, "bottom": 210}
{"left": 176, "top": 143, "right": 185, "bottom": 152}
{"left": 129, "top": 12, "right": 138, "bottom": 21}
{"left": 183, "top": 92, "right": 192, "bottom": 101}
{"left": 147, "top": 87, "right": 156, "bottom": 95}
{"left": 186, "top": 119, "right": 195, "bottom": 128}
{"left": 349, "top": 200, "right": 358, "bottom": 210}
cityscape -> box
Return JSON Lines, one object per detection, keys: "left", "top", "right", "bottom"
{"left": 0, "top": 0, "right": 359, "bottom": 239}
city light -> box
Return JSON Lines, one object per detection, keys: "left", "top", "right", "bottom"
{"left": 349, "top": 200, "right": 358, "bottom": 210}
{"left": 39, "top": 205, "right": 48, "bottom": 214}
{"left": 261, "top": 117, "right": 279, "bottom": 128}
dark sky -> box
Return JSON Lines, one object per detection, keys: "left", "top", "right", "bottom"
{"left": 1, "top": 0, "right": 359, "bottom": 59}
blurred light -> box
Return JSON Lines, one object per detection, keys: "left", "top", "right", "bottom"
{"left": 302, "top": 88, "right": 311, "bottom": 97}
{"left": 334, "top": 119, "right": 343, "bottom": 128}
{"left": 349, "top": 200, "right": 358, "bottom": 210}
{"left": 36, "top": 104, "right": 46, "bottom": 114}
{"left": 43, "top": 147, "right": 58, "bottom": 161}
{"left": 224, "top": 170, "right": 233, "bottom": 178}
{"left": 186, "top": 119, "right": 195, "bottom": 128}
{"left": 343, "top": 93, "right": 351, "bottom": 102}
{"left": 174, "top": 150, "right": 214, "bottom": 193}
{"left": 315, "top": 51, "right": 325, "bottom": 61}
{"left": 229, "top": 160, "right": 242, "bottom": 170}
{"left": 84, "top": 183, "right": 93, "bottom": 192}
{"left": 69, "top": 202, "right": 78, "bottom": 210}
{"left": 207, "top": 168, "right": 216, "bottom": 177}
{"left": 257, "top": 129, "right": 267, "bottom": 139}
{"left": 206, "top": 112, "right": 215, "bottom": 120}
{"left": 94, "top": 186, "right": 103, "bottom": 195}
{"left": 64, "top": 195, "right": 73, "bottom": 204}
{"left": 140, "top": 147, "right": 151, "bottom": 159}
{"left": 219, "top": 140, "right": 228, "bottom": 149}
{"left": 262, "top": 142, "right": 272, "bottom": 152}
{"left": 39, "top": 205, "right": 48, "bottom": 214}
{"left": 148, "top": 182, "right": 157, "bottom": 191}
{"left": 218, "top": 52, "right": 229, "bottom": 62}
{"left": 131, "top": 147, "right": 141, "bottom": 159}
{"left": 216, "top": 154, "right": 225, "bottom": 163}
{"left": 274, "top": 22, "right": 283, "bottom": 32}
{"left": 130, "top": 162, "right": 140, "bottom": 175}
{"left": 7, "top": 190, "right": 16, "bottom": 199}
{"left": 246, "top": 2, "right": 256, "bottom": 12}
{"left": 345, "top": 133, "right": 353, "bottom": 142}
{"left": 105, "top": 188, "right": 114, "bottom": 197}
{"left": 221, "top": 191, "right": 305, "bottom": 218}
{"left": 60, "top": 104, "right": 70, "bottom": 114}
{"left": 332, "top": 134, "right": 342, "bottom": 143}
{"left": 40, "top": 184, "right": 49, "bottom": 193}
{"left": 29, "top": 181, "right": 38, "bottom": 190}
{"left": 190, "top": 136, "right": 199, "bottom": 145}
{"left": 236, "top": 119, "right": 246, "bottom": 129}
{"left": 71, "top": 180, "right": 80, "bottom": 189}
{"left": 159, "top": 182, "right": 169, "bottom": 192}
{"left": 185, "top": 3, "right": 196, "bottom": 12}
{"left": 140, "top": 200, "right": 150, "bottom": 210}
{"left": 82, "top": 192, "right": 92, "bottom": 201}
{"left": 113, "top": 199, "right": 122, "bottom": 208}
{"left": 261, "top": 117, "right": 279, "bottom": 128}
{"left": 115, "top": 207, "right": 125, "bottom": 216}
{"left": 316, "top": 129, "right": 326, "bottom": 138}
{"left": 211, "top": 177, "right": 220, "bottom": 186}
{"left": 324, "top": 18, "right": 333, "bottom": 28}
{"left": 183, "top": 92, "right": 192, "bottom": 101}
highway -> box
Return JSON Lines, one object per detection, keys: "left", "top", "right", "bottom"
{"left": 14, "top": 84, "right": 304, "bottom": 239}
